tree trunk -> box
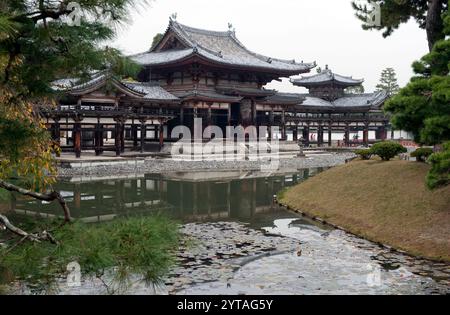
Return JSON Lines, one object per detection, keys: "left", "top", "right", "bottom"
{"left": 426, "top": 0, "right": 445, "bottom": 51}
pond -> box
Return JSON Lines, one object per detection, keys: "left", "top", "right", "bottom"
{"left": 2, "top": 168, "right": 450, "bottom": 295}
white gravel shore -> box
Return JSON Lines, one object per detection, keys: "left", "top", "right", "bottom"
{"left": 58, "top": 153, "right": 355, "bottom": 178}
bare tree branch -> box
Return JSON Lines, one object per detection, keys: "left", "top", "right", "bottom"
{"left": 0, "top": 179, "right": 71, "bottom": 223}
{"left": 0, "top": 214, "right": 58, "bottom": 245}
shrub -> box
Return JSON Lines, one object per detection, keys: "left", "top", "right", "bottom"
{"left": 355, "top": 149, "right": 373, "bottom": 160}
{"left": 426, "top": 142, "right": 450, "bottom": 189}
{"left": 411, "top": 147, "right": 434, "bottom": 162}
{"left": 371, "top": 141, "right": 407, "bottom": 161}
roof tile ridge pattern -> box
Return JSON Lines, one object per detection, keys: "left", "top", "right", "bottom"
{"left": 172, "top": 21, "right": 228, "bottom": 59}
{"left": 228, "top": 30, "right": 310, "bottom": 66}
{"left": 174, "top": 20, "right": 312, "bottom": 68}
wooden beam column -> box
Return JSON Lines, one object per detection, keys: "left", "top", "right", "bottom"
{"left": 120, "top": 122, "right": 125, "bottom": 153}
{"left": 363, "top": 122, "right": 369, "bottom": 146}
{"left": 328, "top": 122, "right": 333, "bottom": 147}
{"left": 159, "top": 120, "right": 165, "bottom": 152}
{"left": 114, "top": 119, "right": 122, "bottom": 156}
{"left": 95, "top": 121, "right": 102, "bottom": 156}
{"left": 318, "top": 124, "right": 324, "bottom": 146}
{"left": 53, "top": 118, "right": 61, "bottom": 157}
{"left": 140, "top": 119, "right": 146, "bottom": 153}
{"left": 73, "top": 117, "right": 82, "bottom": 158}
{"left": 268, "top": 109, "right": 274, "bottom": 140}
{"left": 132, "top": 120, "right": 139, "bottom": 148}
{"left": 281, "top": 110, "right": 287, "bottom": 141}
{"left": 303, "top": 125, "right": 310, "bottom": 147}
{"left": 344, "top": 123, "right": 350, "bottom": 147}
{"left": 293, "top": 125, "right": 298, "bottom": 141}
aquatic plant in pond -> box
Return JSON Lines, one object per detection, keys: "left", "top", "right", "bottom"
{"left": 0, "top": 215, "right": 179, "bottom": 294}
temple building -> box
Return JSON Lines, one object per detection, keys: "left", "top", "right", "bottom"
{"left": 44, "top": 18, "right": 390, "bottom": 157}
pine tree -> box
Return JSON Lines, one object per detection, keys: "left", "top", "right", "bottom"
{"left": 352, "top": 0, "right": 448, "bottom": 51}
{"left": 345, "top": 85, "right": 365, "bottom": 94}
{"left": 151, "top": 33, "right": 164, "bottom": 49}
{"left": 376, "top": 68, "right": 400, "bottom": 96}
{"left": 0, "top": 0, "right": 179, "bottom": 291}
{"left": 384, "top": 8, "right": 450, "bottom": 188}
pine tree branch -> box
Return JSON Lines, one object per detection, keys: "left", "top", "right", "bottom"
{"left": 0, "top": 179, "right": 71, "bottom": 223}
{"left": 0, "top": 214, "right": 58, "bottom": 245}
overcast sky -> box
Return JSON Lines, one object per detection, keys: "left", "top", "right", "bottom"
{"left": 109, "top": 0, "right": 428, "bottom": 93}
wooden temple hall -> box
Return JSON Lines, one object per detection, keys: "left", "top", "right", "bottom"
{"left": 46, "top": 18, "right": 390, "bottom": 157}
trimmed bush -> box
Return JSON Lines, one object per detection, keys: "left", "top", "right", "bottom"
{"left": 411, "top": 147, "right": 434, "bottom": 162}
{"left": 355, "top": 149, "right": 373, "bottom": 160}
{"left": 426, "top": 142, "right": 450, "bottom": 189}
{"left": 371, "top": 141, "right": 407, "bottom": 161}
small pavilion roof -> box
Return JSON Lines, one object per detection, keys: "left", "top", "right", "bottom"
{"left": 269, "top": 90, "right": 388, "bottom": 110}
{"left": 130, "top": 19, "right": 315, "bottom": 75}
{"left": 291, "top": 68, "right": 364, "bottom": 88}
{"left": 51, "top": 71, "right": 179, "bottom": 103}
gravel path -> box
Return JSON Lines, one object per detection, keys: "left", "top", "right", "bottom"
{"left": 58, "top": 153, "right": 355, "bottom": 178}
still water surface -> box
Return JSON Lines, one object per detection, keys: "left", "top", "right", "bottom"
{"left": 4, "top": 168, "right": 450, "bottom": 295}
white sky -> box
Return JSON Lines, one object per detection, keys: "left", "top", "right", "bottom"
{"left": 109, "top": 0, "right": 428, "bottom": 93}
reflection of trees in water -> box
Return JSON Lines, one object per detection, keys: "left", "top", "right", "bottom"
{"left": 10, "top": 169, "right": 318, "bottom": 223}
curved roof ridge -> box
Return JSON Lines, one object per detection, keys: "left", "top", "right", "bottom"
{"left": 175, "top": 21, "right": 232, "bottom": 37}
{"left": 228, "top": 31, "right": 312, "bottom": 67}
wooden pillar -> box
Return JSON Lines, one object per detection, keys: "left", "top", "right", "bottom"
{"left": 180, "top": 107, "right": 185, "bottom": 126}
{"left": 344, "top": 123, "right": 350, "bottom": 147}
{"left": 140, "top": 120, "right": 146, "bottom": 153}
{"left": 303, "top": 125, "right": 310, "bottom": 147}
{"left": 293, "top": 125, "right": 298, "bottom": 141}
{"left": 73, "top": 119, "right": 82, "bottom": 158}
{"left": 318, "top": 124, "right": 324, "bottom": 147}
{"left": 120, "top": 122, "right": 125, "bottom": 153}
{"left": 381, "top": 124, "right": 388, "bottom": 140}
{"left": 227, "top": 105, "right": 231, "bottom": 126}
{"left": 363, "top": 122, "right": 369, "bottom": 146}
{"left": 132, "top": 122, "right": 138, "bottom": 148}
{"left": 95, "top": 122, "right": 102, "bottom": 156}
{"left": 159, "top": 120, "right": 164, "bottom": 151}
{"left": 252, "top": 101, "right": 257, "bottom": 126}
{"left": 328, "top": 123, "right": 332, "bottom": 147}
{"left": 281, "top": 110, "right": 287, "bottom": 141}
{"left": 54, "top": 118, "right": 61, "bottom": 157}
{"left": 268, "top": 109, "right": 274, "bottom": 140}
{"left": 207, "top": 105, "right": 212, "bottom": 126}
{"left": 115, "top": 120, "right": 122, "bottom": 156}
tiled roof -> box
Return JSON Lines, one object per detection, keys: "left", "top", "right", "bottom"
{"left": 130, "top": 20, "right": 315, "bottom": 75}
{"left": 332, "top": 91, "right": 388, "bottom": 108}
{"left": 266, "top": 91, "right": 388, "bottom": 109}
{"left": 217, "top": 87, "right": 277, "bottom": 97}
{"left": 291, "top": 69, "right": 364, "bottom": 87}
{"left": 172, "top": 89, "right": 243, "bottom": 103}
{"left": 262, "top": 92, "right": 305, "bottom": 105}
{"left": 51, "top": 72, "right": 179, "bottom": 102}
{"left": 122, "top": 82, "right": 179, "bottom": 101}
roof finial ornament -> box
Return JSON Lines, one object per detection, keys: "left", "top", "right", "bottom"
{"left": 170, "top": 13, "right": 177, "bottom": 21}
{"left": 325, "top": 64, "right": 329, "bottom": 70}
{"left": 228, "top": 22, "right": 235, "bottom": 34}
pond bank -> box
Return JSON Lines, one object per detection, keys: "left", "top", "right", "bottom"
{"left": 278, "top": 160, "right": 450, "bottom": 262}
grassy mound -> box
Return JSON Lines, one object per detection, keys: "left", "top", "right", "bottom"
{"left": 280, "top": 160, "right": 450, "bottom": 261}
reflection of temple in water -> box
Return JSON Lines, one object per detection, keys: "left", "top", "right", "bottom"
{"left": 8, "top": 169, "right": 321, "bottom": 225}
